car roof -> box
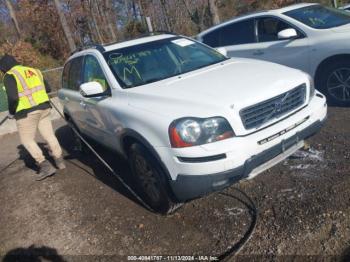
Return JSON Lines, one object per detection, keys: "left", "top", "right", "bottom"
{"left": 103, "top": 34, "right": 176, "bottom": 52}
{"left": 273, "top": 3, "right": 319, "bottom": 13}
{"left": 70, "top": 34, "right": 177, "bottom": 59}
{"left": 197, "top": 3, "right": 318, "bottom": 37}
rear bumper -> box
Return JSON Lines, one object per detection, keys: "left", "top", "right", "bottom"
{"left": 170, "top": 119, "right": 324, "bottom": 202}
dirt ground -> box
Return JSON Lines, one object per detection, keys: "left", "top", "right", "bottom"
{"left": 0, "top": 106, "right": 350, "bottom": 262}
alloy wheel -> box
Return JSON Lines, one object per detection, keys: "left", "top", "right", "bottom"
{"left": 134, "top": 154, "right": 161, "bottom": 203}
{"left": 327, "top": 67, "right": 350, "bottom": 102}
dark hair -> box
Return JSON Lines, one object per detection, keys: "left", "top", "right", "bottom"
{"left": 0, "top": 54, "right": 19, "bottom": 73}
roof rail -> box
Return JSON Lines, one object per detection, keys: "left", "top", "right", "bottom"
{"left": 128, "top": 30, "right": 177, "bottom": 41}
{"left": 103, "top": 31, "right": 178, "bottom": 47}
{"left": 70, "top": 43, "right": 106, "bottom": 55}
{"left": 147, "top": 30, "right": 177, "bottom": 36}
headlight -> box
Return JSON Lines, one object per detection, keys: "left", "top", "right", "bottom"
{"left": 307, "top": 74, "right": 315, "bottom": 100}
{"left": 169, "top": 117, "right": 234, "bottom": 148}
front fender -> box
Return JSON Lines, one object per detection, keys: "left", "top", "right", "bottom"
{"left": 120, "top": 129, "right": 172, "bottom": 180}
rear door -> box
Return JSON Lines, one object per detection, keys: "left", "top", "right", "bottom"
{"left": 206, "top": 18, "right": 259, "bottom": 59}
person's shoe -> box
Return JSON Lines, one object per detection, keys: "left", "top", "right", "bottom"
{"left": 36, "top": 160, "right": 56, "bottom": 181}
{"left": 54, "top": 156, "right": 66, "bottom": 170}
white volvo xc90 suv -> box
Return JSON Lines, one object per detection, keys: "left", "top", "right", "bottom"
{"left": 197, "top": 3, "right": 350, "bottom": 106}
{"left": 58, "top": 33, "right": 327, "bottom": 213}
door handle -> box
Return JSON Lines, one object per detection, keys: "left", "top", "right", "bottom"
{"left": 253, "top": 50, "right": 264, "bottom": 56}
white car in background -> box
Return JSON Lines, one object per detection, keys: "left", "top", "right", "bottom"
{"left": 197, "top": 3, "right": 350, "bottom": 106}
{"left": 340, "top": 4, "right": 350, "bottom": 12}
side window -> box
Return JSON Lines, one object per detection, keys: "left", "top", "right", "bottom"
{"left": 257, "top": 17, "right": 294, "bottom": 42}
{"left": 220, "top": 19, "right": 255, "bottom": 46}
{"left": 201, "top": 30, "right": 221, "bottom": 48}
{"left": 67, "top": 56, "right": 83, "bottom": 91}
{"left": 83, "top": 55, "right": 109, "bottom": 91}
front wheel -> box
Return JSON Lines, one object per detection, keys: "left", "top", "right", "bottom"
{"left": 128, "top": 143, "right": 181, "bottom": 214}
{"left": 317, "top": 60, "right": 350, "bottom": 106}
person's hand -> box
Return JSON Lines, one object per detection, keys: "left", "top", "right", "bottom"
{"left": 7, "top": 114, "right": 14, "bottom": 119}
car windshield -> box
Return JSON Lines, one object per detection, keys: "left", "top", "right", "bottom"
{"left": 104, "top": 37, "right": 227, "bottom": 88}
{"left": 284, "top": 5, "right": 350, "bottom": 29}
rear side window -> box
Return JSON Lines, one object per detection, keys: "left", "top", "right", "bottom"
{"left": 220, "top": 19, "right": 255, "bottom": 46}
{"left": 201, "top": 30, "right": 221, "bottom": 48}
{"left": 202, "top": 19, "right": 255, "bottom": 48}
{"left": 65, "top": 56, "right": 83, "bottom": 91}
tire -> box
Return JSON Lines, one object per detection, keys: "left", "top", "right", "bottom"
{"left": 316, "top": 60, "right": 350, "bottom": 106}
{"left": 127, "top": 143, "right": 180, "bottom": 214}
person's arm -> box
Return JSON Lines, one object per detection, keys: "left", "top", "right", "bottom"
{"left": 3, "top": 75, "right": 19, "bottom": 115}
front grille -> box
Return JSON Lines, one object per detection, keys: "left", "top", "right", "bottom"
{"left": 240, "top": 84, "right": 306, "bottom": 130}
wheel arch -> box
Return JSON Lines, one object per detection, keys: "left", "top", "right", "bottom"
{"left": 121, "top": 129, "right": 173, "bottom": 180}
{"left": 314, "top": 54, "right": 350, "bottom": 83}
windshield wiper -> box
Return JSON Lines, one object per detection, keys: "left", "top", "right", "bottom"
{"left": 123, "top": 77, "right": 165, "bottom": 89}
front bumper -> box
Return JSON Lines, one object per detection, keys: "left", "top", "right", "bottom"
{"left": 170, "top": 119, "right": 325, "bottom": 201}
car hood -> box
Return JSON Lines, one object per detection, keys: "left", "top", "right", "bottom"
{"left": 126, "top": 58, "right": 308, "bottom": 119}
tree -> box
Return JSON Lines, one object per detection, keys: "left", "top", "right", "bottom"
{"left": 53, "top": 0, "right": 76, "bottom": 52}
{"left": 181, "top": 0, "right": 201, "bottom": 33}
{"left": 159, "top": 0, "right": 172, "bottom": 31}
{"left": 5, "top": 0, "right": 21, "bottom": 39}
{"left": 209, "top": 0, "right": 220, "bottom": 25}
{"left": 105, "top": 0, "right": 117, "bottom": 42}
{"left": 88, "top": 0, "right": 104, "bottom": 43}
{"left": 16, "top": 0, "right": 69, "bottom": 59}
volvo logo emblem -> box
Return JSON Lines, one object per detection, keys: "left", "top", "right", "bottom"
{"left": 255, "top": 91, "right": 290, "bottom": 129}
{"left": 274, "top": 99, "right": 283, "bottom": 113}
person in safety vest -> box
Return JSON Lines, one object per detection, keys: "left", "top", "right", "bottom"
{"left": 0, "top": 54, "right": 65, "bottom": 181}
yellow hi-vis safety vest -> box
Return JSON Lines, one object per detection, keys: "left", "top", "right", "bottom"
{"left": 5, "top": 65, "right": 49, "bottom": 113}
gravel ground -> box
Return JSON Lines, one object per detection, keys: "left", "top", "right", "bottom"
{"left": 0, "top": 107, "right": 349, "bottom": 262}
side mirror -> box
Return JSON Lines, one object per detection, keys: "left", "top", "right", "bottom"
{"left": 278, "top": 28, "right": 298, "bottom": 40}
{"left": 79, "top": 81, "right": 105, "bottom": 97}
{"left": 216, "top": 47, "right": 228, "bottom": 57}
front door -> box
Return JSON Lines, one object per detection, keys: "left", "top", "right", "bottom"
{"left": 253, "top": 16, "right": 311, "bottom": 73}
{"left": 80, "top": 54, "right": 118, "bottom": 150}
